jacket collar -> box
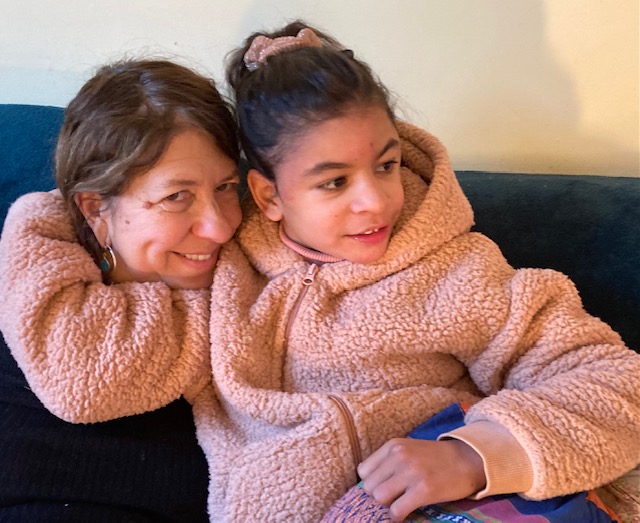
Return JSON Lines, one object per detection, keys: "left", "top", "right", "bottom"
{"left": 236, "top": 121, "right": 474, "bottom": 291}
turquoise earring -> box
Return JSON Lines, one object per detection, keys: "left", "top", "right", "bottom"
{"left": 99, "top": 244, "right": 117, "bottom": 274}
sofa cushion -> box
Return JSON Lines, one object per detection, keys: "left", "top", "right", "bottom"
{"left": 458, "top": 172, "right": 640, "bottom": 351}
{"left": 0, "top": 104, "right": 62, "bottom": 225}
{"left": 0, "top": 104, "right": 637, "bottom": 351}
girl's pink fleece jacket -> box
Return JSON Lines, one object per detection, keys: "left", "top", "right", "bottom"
{"left": 0, "top": 122, "right": 638, "bottom": 522}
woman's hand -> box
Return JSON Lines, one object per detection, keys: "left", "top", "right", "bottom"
{"left": 357, "top": 438, "right": 486, "bottom": 521}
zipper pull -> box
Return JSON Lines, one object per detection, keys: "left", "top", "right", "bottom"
{"left": 302, "top": 263, "right": 318, "bottom": 286}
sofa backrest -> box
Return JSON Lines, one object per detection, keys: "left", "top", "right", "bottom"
{"left": 458, "top": 172, "right": 640, "bottom": 351}
{"left": 0, "top": 104, "right": 62, "bottom": 225}
{"left": 0, "top": 103, "right": 638, "bottom": 351}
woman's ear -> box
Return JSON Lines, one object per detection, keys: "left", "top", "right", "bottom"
{"left": 74, "top": 192, "right": 109, "bottom": 247}
{"left": 247, "top": 169, "right": 283, "bottom": 222}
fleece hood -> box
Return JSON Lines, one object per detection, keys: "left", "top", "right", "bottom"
{"left": 235, "top": 121, "right": 474, "bottom": 290}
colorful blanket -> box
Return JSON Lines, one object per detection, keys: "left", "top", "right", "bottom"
{"left": 323, "top": 403, "right": 619, "bottom": 522}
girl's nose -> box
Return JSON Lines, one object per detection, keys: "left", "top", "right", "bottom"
{"left": 351, "top": 175, "right": 387, "bottom": 214}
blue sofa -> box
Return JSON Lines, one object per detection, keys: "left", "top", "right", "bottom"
{"left": 0, "top": 104, "right": 210, "bottom": 522}
{"left": 0, "top": 103, "right": 638, "bottom": 519}
{"left": 2, "top": 103, "right": 638, "bottom": 350}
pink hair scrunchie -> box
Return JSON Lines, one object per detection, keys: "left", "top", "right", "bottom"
{"left": 243, "top": 28, "right": 323, "bottom": 71}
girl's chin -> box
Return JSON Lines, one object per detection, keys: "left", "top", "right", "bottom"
{"left": 342, "top": 248, "right": 388, "bottom": 265}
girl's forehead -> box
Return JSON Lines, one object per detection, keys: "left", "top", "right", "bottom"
{"left": 272, "top": 107, "right": 400, "bottom": 184}
{"left": 283, "top": 107, "right": 398, "bottom": 155}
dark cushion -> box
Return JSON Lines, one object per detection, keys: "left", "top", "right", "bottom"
{"left": 0, "top": 103, "right": 209, "bottom": 521}
{"left": 0, "top": 335, "right": 209, "bottom": 522}
{"left": 457, "top": 172, "right": 640, "bottom": 351}
{"left": 0, "top": 104, "right": 61, "bottom": 225}
{"left": 0, "top": 104, "right": 637, "bottom": 351}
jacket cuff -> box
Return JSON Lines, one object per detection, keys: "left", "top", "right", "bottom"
{"left": 438, "top": 420, "right": 533, "bottom": 498}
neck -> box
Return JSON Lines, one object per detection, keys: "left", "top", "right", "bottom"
{"left": 278, "top": 224, "right": 343, "bottom": 263}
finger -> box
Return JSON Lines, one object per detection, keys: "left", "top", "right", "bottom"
{"left": 388, "top": 484, "right": 433, "bottom": 522}
{"left": 357, "top": 440, "right": 394, "bottom": 478}
{"left": 370, "top": 470, "right": 413, "bottom": 508}
{"left": 359, "top": 456, "right": 395, "bottom": 496}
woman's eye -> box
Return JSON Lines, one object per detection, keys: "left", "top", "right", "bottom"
{"left": 320, "top": 177, "right": 347, "bottom": 190}
{"left": 158, "top": 190, "right": 194, "bottom": 212}
{"left": 165, "top": 191, "right": 188, "bottom": 202}
{"left": 215, "top": 181, "right": 238, "bottom": 193}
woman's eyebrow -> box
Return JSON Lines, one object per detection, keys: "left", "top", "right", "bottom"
{"left": 157, "top": 178, "right": 199, "bottom": 188}
{"left": 157, "top": 169, "right": 241, "bottom": 188}
{"left": 305, "top": 138, "right": 401, "bottom": 176}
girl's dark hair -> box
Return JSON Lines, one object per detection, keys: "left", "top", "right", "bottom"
{"left": 56, "top": 58, "right": 240, "bottom": 263}
{"left": 226, "top": 20, "right": 394, "bottom": 181}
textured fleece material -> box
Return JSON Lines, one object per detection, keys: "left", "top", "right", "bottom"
{"left": 0, "top": 124, "right": 638, "bottom": 523}
{"left": 0, "top": 190, "right": 211, "bottom": 422}
{"left": 199, "top": 121, "right": 640, "bottom": 521}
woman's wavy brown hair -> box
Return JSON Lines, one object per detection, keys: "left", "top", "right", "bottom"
{"left": 56, "top": 58, "right": 240, "bottom": 264}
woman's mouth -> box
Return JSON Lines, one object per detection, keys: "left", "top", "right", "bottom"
{"left": 182, "top": 253, "right": 214, "bottom": 261}
{"left": 177, "top": 251, "right": 219, "bottom": 269}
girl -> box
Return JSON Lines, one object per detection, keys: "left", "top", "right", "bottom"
{"left": 191, "top": 20, "right": 639, "bottom": 521}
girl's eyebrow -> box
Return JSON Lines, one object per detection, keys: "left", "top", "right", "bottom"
{"left": 305, "top": 138, "right": 401, "bottom": 176}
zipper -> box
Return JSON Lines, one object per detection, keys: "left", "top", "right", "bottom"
{"left": 281, "top": 265, "right": 362, "bottom": 476}
{"left": 284, "top": 263, "right": 318, "bottom": 341}
{"left": 302, "top": 263, "right": 318, "bottom": 286}
{"left": 328, "top": 394, "right": 362, "bottom": 477}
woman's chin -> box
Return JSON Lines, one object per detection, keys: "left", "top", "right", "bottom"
{"left": 167, "top": 272, "right": 214, "bottom": 290}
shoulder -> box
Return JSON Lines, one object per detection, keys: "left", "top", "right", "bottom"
{"left": 3, "top": 190, "right": 74, "bottom": 241}
{"left": 6, "top": 189, "right": 65, "bottom": 219}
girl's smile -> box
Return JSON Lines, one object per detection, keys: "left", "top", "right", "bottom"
{"left": 348, "top": 225, "right": 390, "bottom": 244}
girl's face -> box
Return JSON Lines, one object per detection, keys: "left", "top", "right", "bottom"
{"left": 80, "top": 128, "right": 242, "bottom": 289}
{"left": 250, "top": 106, "right": 404, "bottom": 264}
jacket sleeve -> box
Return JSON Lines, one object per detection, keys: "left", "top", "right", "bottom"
{"left": 448, "top": 233, "right": 640, "bottom": 500}
{"left": 0, "top": 191, "right": 211, "bottom": 423}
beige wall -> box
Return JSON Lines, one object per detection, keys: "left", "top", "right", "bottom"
{"left": 1, "top": 0, "right": 638, "bottom": 176}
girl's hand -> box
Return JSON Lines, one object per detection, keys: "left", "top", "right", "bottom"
{"left": 357, "top": 438, "right": 486, "bottom": 521}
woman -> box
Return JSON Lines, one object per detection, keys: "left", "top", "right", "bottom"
{"left": 0, "top": 58, "right": 241, "bottom": 521}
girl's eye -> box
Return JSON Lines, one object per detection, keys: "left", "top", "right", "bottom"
{"left": 377, "top": 160, "right": 399, "bottom": 173}
{"left": 320, "top": 177, "right": 347, "bottom": 190}
{"left": 158, "top": 190, "right": 195, "bottom": 212}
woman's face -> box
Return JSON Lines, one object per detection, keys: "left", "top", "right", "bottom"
{"left": 84, "top": 128, "right": 241, "bottom": 289}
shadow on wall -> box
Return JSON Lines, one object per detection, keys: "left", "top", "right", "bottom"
{"left": 374, "top": 1, "right": 638, "bottom": 176}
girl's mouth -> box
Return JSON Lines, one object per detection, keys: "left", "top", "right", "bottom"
{"left": 349, "top": 226, "right": 388, "bottom": 243}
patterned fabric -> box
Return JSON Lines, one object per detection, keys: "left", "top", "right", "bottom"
{"left": 596, "top": 466, "right": 640, "bottom": 523}
{"left": 323, "top": 403, "right": 619, "bottom": 523}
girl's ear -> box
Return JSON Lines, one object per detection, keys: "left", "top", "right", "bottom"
{"left": 247, "top": 169, "right": 284, "bottom": 222}
{"left": 74, "top": 192, "right": 109, "bottom": 247}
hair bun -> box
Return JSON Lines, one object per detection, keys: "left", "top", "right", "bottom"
{"left": 243, "top": 28, "right": 323, "bottom": 71}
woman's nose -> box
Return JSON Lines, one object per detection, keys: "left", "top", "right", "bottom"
{"left": 191, "top": 201, "right": 237, "bottom": 243}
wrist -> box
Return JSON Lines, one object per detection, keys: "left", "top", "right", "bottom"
{"left": 448, "top": 438, "right": 487, "bottom": 494}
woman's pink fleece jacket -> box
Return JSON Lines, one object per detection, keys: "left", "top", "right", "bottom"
{"left": 1, "top": 122, "right": 638, "bottom": 522}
